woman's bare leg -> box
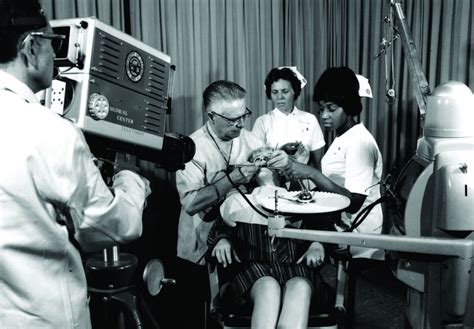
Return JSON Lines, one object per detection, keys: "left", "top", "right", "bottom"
{"left": 250, "top": 276, "right": 281, "bottom": 329}
{"left": 277, "top": 277, "right": 312, "bottom": 329}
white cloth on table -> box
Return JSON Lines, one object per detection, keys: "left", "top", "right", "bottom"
{"left": 219, "top": 186, "right": 303, "bottom": 229}
{"left": 219, "top": 186, "right": 350, "bottom": 226}
{"left": 219, "top": 187, "right": 270, "bottom": 226}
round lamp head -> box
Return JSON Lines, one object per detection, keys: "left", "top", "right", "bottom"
{"left": 424, "top": 81, "right": 474, "bottom": 138}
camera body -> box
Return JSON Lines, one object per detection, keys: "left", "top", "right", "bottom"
{"left": 46, "top": 17, "right": 193, "bottom": 170}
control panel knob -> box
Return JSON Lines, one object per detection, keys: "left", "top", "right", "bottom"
{"left": 88, "top": 93, "right": 109, "bottom": 120}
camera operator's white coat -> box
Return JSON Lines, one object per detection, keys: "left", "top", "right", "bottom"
{"left": 0, "top": 71, "right": 148, "bottom": 329}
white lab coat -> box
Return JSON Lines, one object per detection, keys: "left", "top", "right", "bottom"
{"left": 0, "top": 70, "right": 147, "bottom": 328}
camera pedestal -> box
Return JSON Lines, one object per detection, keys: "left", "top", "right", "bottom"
{"left": 85, "top": 246, "right": 144, "bottom": 329}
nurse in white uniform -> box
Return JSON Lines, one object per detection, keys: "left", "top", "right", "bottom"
{"left": 285, "top": 66, "right": 384, "bottom": 259}
{"left": 252, "top": 67, "right": 325, "bottom": 170}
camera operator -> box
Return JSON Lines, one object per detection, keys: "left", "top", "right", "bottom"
{"left": 0, "top": 1, "right": 151, "bottom": 328}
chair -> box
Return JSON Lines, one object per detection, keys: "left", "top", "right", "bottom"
{"left": 206, "top": 261, "right": 343, "bottom": 329}
{"left": 329, "top": 249, "right": 380, "bottom": 329}
{"left": 329, "top": 191, "right": 395, "bottom": 329}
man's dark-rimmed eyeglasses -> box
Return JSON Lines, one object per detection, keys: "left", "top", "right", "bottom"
{"left": 21, "top": 32, "right": 66, "bottom": 55}
{"left": 211, "top": 108, "right": 252, "bottom": 126}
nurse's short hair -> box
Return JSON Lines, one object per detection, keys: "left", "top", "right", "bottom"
{"left": 313, "top": 66, "right": 362, "bottom": 116}
{"left": 264, "top": 67, "right": 302, "bottom": 100}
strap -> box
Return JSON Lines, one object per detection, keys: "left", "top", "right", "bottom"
{"left": 54, "top": 204, "right": 85, "bottom": 256}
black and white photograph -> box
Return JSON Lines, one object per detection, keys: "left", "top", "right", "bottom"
{"left": 1, "top": 1, "right": 473, "bottom": 328}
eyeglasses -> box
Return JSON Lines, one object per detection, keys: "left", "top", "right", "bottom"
{"left": 21, "top": 31, "right": 66, "bottom": 55}
{"left": 211, "top": 108, "right": 252, "bottom": 126}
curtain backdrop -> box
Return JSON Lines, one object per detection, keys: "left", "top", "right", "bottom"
{"left": 43, "top": 0, "right": 474, "bottom": 176}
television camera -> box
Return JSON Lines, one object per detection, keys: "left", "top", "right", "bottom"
{"left": 46, "top": 17, "right": 194, "bottom": 174}
{"left": 44, "top": 17, "right": 195, "bottom": 329}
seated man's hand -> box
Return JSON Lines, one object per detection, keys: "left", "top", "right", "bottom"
{"left": 229, "top": 163, "right": 259, "bottom": 185}
{"left": 280, "top": 141, "right": 302, "bottom": 155}
{"left": 297, "top": 242, "right": 325, "bottom": 268}
{"left": 211, "top": 238, "right": 241, "bottom": 268}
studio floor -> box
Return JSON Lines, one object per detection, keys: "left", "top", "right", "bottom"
{"left": 321, "top": 260, "right": 407, "bottom": 329}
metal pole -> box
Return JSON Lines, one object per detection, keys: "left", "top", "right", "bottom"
{"left": 271, "top": 228, "right": 474, "bottom": 258}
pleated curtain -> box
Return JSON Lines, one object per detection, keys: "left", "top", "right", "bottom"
{"left": 43, "top": 0, "right": 474, "bottom": 177}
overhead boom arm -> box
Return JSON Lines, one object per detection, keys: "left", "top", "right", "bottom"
{"left": 392, "top": 0, "right": 431, "bottom": 121}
